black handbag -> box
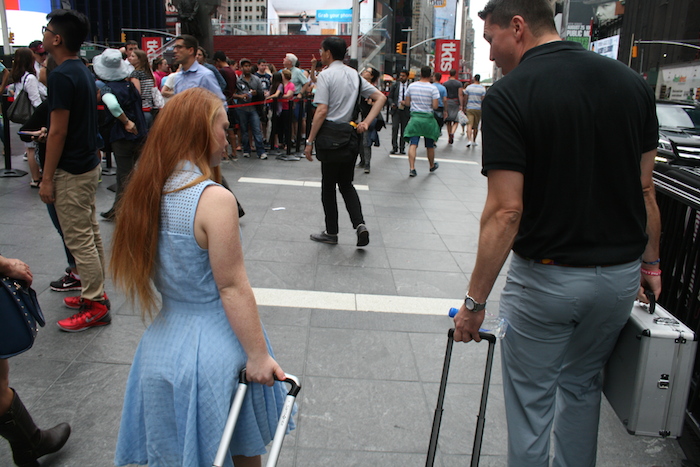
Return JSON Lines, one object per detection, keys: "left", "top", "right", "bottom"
{"left": 0, "top": 277, "right": 45, "bottom": 358}
{"left": 7, "top": 76, "right": 34, "bottom": 124}
{"left": 315, "top": 120, "right": 359, "bottom": 162}
{"left": 314, "top": 75, "right": 363, "bottom": 163}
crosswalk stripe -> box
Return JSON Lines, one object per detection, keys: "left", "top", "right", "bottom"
{"left": 238, "top": 177, "right": 369, "bottom": 191}
{"left": 252, "top": 287, "right": 455, "bottom": 316}
{"left": 389, "top": 155, "right": 479, "bottom": 165}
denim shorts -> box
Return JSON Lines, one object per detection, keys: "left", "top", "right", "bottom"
{"left": 408, "top": 136, "right": 434, "bottom": 148}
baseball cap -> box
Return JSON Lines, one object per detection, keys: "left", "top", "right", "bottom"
{"left": 29, "top": 41, "right": 46, "bottom": 54}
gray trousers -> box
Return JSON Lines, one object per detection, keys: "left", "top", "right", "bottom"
{"left": 499, "top": 254, "right": 640, "bottom": 467}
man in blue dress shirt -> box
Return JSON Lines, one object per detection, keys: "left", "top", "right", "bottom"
{"left": 172, "top": 35, "right": 226, "bottom": 103}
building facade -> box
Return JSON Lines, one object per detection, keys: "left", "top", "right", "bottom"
{"left": 73, "top": 0, "right": 167, "bottom": 44}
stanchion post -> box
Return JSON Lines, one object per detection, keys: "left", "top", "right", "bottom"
{"left": 1, "top": 93, "right": 27, "bottom": 178}
{"left": 295, "top": 97, "right": 303, "bottom": 154}
{"left": 286, "top": 100, "right": 293, "bottom": 156}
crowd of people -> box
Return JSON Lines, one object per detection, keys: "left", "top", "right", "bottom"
{"left": 2, "top": 9, "right": 296, "bottom": 467}
{"left": 1, "top": 0, "right": 664, "bottom": 466}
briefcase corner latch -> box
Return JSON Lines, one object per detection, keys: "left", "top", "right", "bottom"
{"left": 658, "top": 374, "right": 670, "bottom": 390}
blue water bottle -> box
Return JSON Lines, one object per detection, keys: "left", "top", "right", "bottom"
{"left": 448, "top": 307, "right": 508, "bottom": 339}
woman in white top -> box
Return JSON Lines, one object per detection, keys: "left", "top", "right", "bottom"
{"left": 11, "top": 48, "right": 46, "bottom": 187}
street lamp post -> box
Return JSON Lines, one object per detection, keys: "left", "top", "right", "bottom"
{"left": 350, "top": 0, "right": 361, "bottom": 62}
{"left": 402, "top": 28, "right": 413, "bottom": 71}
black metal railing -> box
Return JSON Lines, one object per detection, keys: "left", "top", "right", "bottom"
{"left": 653, "top": 163, "right": 700, "bottom": 452}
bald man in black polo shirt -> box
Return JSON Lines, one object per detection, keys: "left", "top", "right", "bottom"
{"left": 451, "top": 1, "right": 661, "bottom": 465}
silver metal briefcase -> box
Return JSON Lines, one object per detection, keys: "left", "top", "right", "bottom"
{"left": 604, "top": 299, "right": 696, "bottom": 438}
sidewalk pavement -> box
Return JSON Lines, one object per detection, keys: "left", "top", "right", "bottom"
{"left": 0, "top": 124, "right": 686, "bottom": 466}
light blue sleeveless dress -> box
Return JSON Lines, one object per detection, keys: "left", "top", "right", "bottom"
{"left": 115, "top": 163, "right": 294, "bottom": 467}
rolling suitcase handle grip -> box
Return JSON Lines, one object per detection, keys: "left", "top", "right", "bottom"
{"left": 427, "top": 329, "right": 496, "bottom": 467}
{"left": 213, "top": 368, "right": 301, "bottom": 467}
{"left": 448, "top": 328, "right": 497, "bottom": 343}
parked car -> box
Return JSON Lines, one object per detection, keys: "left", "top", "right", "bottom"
{"left": 656, "top": 100, "right": 700, "bottom": 166}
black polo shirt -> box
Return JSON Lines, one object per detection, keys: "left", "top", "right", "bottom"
{"left": 481, "top": 41, "right": 658, "bottom": 266}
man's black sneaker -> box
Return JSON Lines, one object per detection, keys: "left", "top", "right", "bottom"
{"left": 310, "top": 231, "right": 338, "bottom": 245}
{"left": 430, "top": 162, "right": 440, "bottom": 172}
{"left": 356, "top": 224, "right": 369, "bottom": 247}
{"left": 100, "top": 209, "right": 115, "bottom": 221}
{"left": 50, "top": 268, "right": 82, "bottom": 292}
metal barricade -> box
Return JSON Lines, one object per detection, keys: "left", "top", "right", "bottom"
{"left": 653, "top": 163, "right": 700, "bottom": 456}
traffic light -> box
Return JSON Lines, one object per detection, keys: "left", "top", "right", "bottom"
{"left": 396, "top": 41, "right": 407, "bottom": 55}
{"left": 8, "top": 32, "right": 14, "bottom": 44}
{"left": 121, "top": 32, "right": 126, "bottom": 43}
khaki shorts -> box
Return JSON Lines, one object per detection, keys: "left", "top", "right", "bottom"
{"left": 466, "top": 109, "right": 481, "bottom": 128}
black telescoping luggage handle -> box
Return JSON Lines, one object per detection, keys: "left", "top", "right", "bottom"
{"left": 426, "top": 329, "right": 497, "bottom": 467}
{"left": 448, "top": 328, "right": 497, "bottom": 343}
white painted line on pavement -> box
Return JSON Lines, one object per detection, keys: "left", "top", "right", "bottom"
{"left": 238, "top": 177, "right": 369, "bottom": 191}
{"left": 389, "top": 155, "right": 479, "bottom": 165}
{"left": 239, "top": 177, "right": 302, "bottom": 186}
{"left": 252, "top": 287, "right": 454, "bottom": 316}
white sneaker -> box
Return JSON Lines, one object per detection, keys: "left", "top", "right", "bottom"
{"left": 466, "top": 141, "right": 472, "bottom": 148}
{"left": 243, "top": 153, "right": 251, "bottom": 158}
{"left": 259, "top": 153, "right": 268, "bottom": 160}
{"left": 473, "top": 141, "right": 479, "bottom": 147}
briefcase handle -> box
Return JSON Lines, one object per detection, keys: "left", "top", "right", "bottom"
{"left": 643, "top": 290, "right": 656, "bottom": 314}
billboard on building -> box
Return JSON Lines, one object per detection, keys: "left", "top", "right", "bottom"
{"left": 317, "top": 9, "right": 353, "bottom": 22}
{"left": 567, "top": 1, "right": 593, "bottom": 49}
{"left": 2, "top": 0, "right": 52, "bottom": 47}
{"left": 434, "top": 0, "right": 457, "bottom": 39}
{"left": 590, "top": 35, "right": 619, "bottom": 59}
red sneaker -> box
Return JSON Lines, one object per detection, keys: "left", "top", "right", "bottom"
{"left": 64, "top": 293, "right": 110, "bottom": 310}
{"left": 57, "top": 299, "right": 111, "bottom": 332}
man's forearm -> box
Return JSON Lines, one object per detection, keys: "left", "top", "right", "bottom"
{"left": 642, "top": 184, "right": 661, "bottom": 264}
{"left": 467, "top": 171, "right": 524, "bottom": 303}
{"left": 469, "top": 206, "right": 521, "bottom": 303}
{"left": 363, "top": 93, "right": 387, "bottom": 126}
{"left": 42, "top": 132, "right": 66, "bottom": 180}
{"left": 307, "top": 105, "right": 327, "bottom": 142}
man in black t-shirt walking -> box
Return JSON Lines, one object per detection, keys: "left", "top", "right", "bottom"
{"left": 451, "top": 1, "right": 661, "bottom": 465}
{"left": 442, "top": 69, "right": 463, "bottom": 144}
{"left": 39, "top": 9, "right": 111, "bottom": 332}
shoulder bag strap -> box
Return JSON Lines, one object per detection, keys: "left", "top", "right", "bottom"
{"left": 353, "top": 74, "right": 362, "bottom": 123}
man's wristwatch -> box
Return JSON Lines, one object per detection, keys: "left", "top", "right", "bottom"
{"left": 464, "top": 294, "right": 486, "bottom": 312}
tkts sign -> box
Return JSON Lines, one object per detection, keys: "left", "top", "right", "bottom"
{"left": 142, "top": 37, "right": 163, "bottom": 61}
{"left": 435, "top": 39, "right": 461, "bottom": 74}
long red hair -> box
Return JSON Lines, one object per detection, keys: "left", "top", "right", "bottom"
{"left": 110, "top": 87, "right": 223, "bottom": 320}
